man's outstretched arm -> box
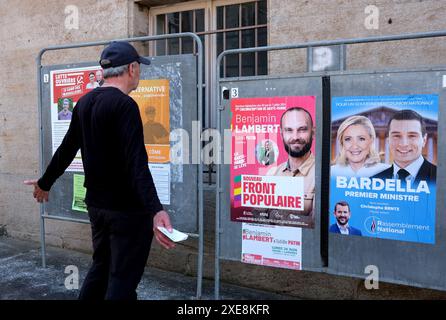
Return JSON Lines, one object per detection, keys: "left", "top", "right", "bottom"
{"left": 25, "top": 106, "right": 81, "bottom": 201}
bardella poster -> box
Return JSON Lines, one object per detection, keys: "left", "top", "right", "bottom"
{"left": 330, "top": 95, "right": 438, "bottom": 244}
{"left": 230, "top": 96, "right": 316, "bottom": 228}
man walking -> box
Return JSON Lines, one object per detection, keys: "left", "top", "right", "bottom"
{"left": 25, "top": 41, "right": 175, "bottom": 300}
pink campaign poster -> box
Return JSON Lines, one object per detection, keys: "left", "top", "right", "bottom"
{"left": 241, "top": 223, "right": 302, "bottom": 270}
{"left": 230, "top": 96, "right": 316, "bottom": 228}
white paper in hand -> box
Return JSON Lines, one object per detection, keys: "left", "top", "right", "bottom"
{"left": 157, "top": 227, "right": 188, "bottom": 242}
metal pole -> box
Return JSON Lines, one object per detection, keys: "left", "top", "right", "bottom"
{"left": 340, "top": 44, "right": 346, "bottom": 71}
{"left": 217, "top": 29, "right": 446, "bottom": 58}
{"left": 39, "top": 214, "right": 47, "bottom": 268}
{"left": 214, "top": 51, "right": 225, "bottom": 300}
{"left": 41, "top": 215, "right": 92, "bottom": 224}
{"left": 36, "top": 53, "right": 47, "bottom": 268}
{"left": 194, "top": 33, "right": 204, "bottom": 300}
{"left": 38, "top": 33, "right": 203, "bottom": 55}
{"left": 308, "top": 46, "right": 313, "bottom": 72}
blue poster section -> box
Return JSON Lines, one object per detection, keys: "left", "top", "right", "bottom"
{"left": 329, "top": 94, "right": 438, "bottom": 244}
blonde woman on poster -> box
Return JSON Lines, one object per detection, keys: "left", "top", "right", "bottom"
{"left": 331, "top": 115, "right": 389, "bottom": 177}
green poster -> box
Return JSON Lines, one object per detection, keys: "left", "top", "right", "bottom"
{"left": 72, "top": 174, "right": 87, "bottom": 213}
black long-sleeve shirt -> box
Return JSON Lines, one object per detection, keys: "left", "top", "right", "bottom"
{"left": 38, "top": 86, "right": 163, "bottom": 216}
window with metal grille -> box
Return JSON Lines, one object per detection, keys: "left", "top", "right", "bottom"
{"left": 152, "top": 1, "right": 268, "bottom": 127}
{"left": 155, "top": 9, "right": 205, "bottom": 55}
{"left": 217, "top": 1, "right": 267, "bottom": 77}
{"left": 154, "top": 0, "right": 267, "bottom": 77}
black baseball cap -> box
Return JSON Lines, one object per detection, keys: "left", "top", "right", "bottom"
{"left": 99, "top": 41, "right": 151, "bottom": 69}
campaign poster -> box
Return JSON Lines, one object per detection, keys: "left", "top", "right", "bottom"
{"left": 230, "top": 96, "right": 316, "bottom": 228}
{"left": 330, "top": 94, "right": 438, "bottom": 244}
{"left": 130, "top": 79, "right": 171, "bottom": 205}
{"left": 72, "top": 174, "right": 87, "bottom": 213}
{"left": 50, "top": 66, "right": 104, "bottom": 171}
{"left": 241, "top": 223, "right": 302, "bottom": 270}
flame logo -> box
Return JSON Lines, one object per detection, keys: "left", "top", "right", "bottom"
{"left": 371, "top": 219, "right": 376, "bottom": 233}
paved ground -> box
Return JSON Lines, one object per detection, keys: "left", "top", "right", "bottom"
{"left": 0, "top": 237, "right": 293, "bottom": 300}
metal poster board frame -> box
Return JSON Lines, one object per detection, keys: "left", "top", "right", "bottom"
{"left": 215, "top": 30, "right": 446, "bottom": 298}
{"left": 37, "top": 33, "right": 205, "bottom": 298}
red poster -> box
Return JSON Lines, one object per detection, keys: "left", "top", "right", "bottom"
{"left": 52, "top": 68, "right": 103, "bottom": 103}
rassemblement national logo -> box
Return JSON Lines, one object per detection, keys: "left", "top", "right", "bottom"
{"left": 364, "top": 216, "right": 381, "bottom": 235}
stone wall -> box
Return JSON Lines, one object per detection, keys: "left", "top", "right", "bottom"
{"left": 0, "top": 0, "right": 131, "bottom": 251}
{"left": 268, "top": 0, "right": 446, "bottom": 74}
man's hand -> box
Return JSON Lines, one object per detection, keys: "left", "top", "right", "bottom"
{"left": 153, "top": 210, "right": 175, "bottom": 249}
{"left": 24, "top": 179, "right": 49, "bottom": 203}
